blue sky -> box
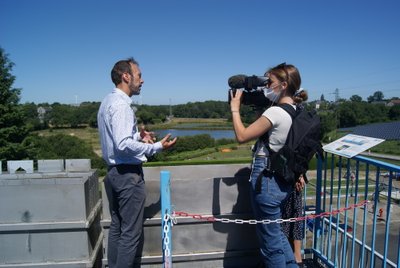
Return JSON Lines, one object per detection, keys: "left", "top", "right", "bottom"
{"left": 1, "top": 0, "right": 400, "bottom": 105}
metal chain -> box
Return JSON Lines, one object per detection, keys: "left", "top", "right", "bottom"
{"left": 172, "top": 200, "right": 369, "bottom": 225}
{"left": 162, "top": 213, "right": 171, "bottom": 267}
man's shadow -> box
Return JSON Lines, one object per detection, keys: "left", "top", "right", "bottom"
{"left": 134, "top": 186, "right": 162, "bottom": 268}
{"left": 212, "top": 167, "right": 263, "bottom": 268}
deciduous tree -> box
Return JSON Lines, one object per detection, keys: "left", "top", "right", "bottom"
{"left": 367, "top": 91, "right": 384, "bottom": 102}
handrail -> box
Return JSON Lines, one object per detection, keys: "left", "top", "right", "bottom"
{"left": 311, "top": 152, "right": 400, "bottom": 268}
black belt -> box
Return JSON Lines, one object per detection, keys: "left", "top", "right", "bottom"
{"left": 107, "top": 163, "right": 142, "bottom": 173}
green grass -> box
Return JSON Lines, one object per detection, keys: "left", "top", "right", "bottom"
{"left": 34, "top": 123, "right": 400, "bottom": 166}
{"left": 175, "top": 144, "right": 252, "bottom": 161}
{"left": 150, "top": 118, "right": 233, "bottom": 130}
{"left": 372, "top": 140, "right": 400, "bottom": 155}
{"left": 34, "top": 127, "right": 102, "bottom": 154}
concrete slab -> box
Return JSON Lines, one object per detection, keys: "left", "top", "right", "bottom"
{"left": 38, "top": 159, "right": 64, "bottom": 173}
{"left": 7, "top": 160, "right": 34, "bottom": 174}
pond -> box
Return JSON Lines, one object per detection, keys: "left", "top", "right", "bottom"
{"left": 154, "top": 129, "right": 235, "bottom": 140}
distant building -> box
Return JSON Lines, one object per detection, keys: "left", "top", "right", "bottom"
{"left": 387, "top": 99, "right": 400, "bottom": 107}
{"left": 370, "top": 101, "right": 387, "bottom": 105}
{"left": 37, "top": 106, "right": 52, "bottom": 123}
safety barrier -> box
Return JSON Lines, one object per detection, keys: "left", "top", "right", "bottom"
{"left": 0, "top": 159, "right": 102, "bottom": 268}
{"left": 101, "top": 164, "right": 262, "bottom": 267}
{"left": 3, "top": 154, "right": 396, "bottom": 267}
{"left": 156, "top": 153, "right": 400, "bottom": 268}
{"left": 310, "top": 153, "right": 400, "bottom": 268}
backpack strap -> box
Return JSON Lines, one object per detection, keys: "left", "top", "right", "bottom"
{"left": 263, "top": 103, "right": 296, "bottom": 154}
{"left": 257, "top": 103, "right": 296, "bottom": 180}
{"left": 278, "top": 103, "right": 297, "bottom": 119}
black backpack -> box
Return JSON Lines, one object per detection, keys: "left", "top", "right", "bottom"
{"left": 264, "top": 103, "right": 324, "bottom": 185}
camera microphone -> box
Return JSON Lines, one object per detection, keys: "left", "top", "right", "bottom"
{"left": 227, "top": 74, "right": 272, "bottom": 108}
{"left": 228, "top": 74, "right": 269, "bottom": 90}
{"left": 228, "top": 74, "right": 247, "bottom": 89}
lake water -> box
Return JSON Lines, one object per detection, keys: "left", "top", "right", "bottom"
{"left": 155, "top": 129, "right": 235, "bottom": 140}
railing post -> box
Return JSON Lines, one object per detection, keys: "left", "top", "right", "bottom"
{"left": 314, "top": 155, "right": 324, "bottom": 250}
{"left": 160, "top": 170, "right": 172, "bottom": 267}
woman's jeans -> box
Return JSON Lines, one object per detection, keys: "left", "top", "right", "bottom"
{"left": 250, "top": 156, "right": 298, "bottom": 267}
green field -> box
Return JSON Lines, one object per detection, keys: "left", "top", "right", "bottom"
{"left": 34, "top": 127, "right": 102, "bottom": 155}
{"left": 149, "top": 117, "right": 233, "bottom": 130}
{"left": 34, "top": 117, "right": 400, "bottom": 165}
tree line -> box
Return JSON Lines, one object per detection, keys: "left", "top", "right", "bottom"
{"left": 1, "top": 47, "right": 400, "bottom": 172}
{"left": 22, "top": 97, "right": 400, "bottom": 136}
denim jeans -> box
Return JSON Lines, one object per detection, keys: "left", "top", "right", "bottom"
{"left": 250, "top": 156, "right": 298, "bottom": 267}
{"left": 104, "top": 165, "right": 146, "bottom": 268}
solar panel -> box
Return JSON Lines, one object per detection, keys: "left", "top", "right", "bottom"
{"left": 339, "top": 121, "right": 400, "bottom": 140}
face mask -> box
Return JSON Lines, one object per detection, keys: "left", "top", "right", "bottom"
{"left": 263, "top": 87, "right": 281, "bottom": 103}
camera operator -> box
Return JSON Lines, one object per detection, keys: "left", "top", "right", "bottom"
{"left": 229, "top": 63, "right": 301, "bottom": 267}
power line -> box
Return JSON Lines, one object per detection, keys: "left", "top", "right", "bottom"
{"left": 329, "top": 88, "right": 340, "bottom": 102}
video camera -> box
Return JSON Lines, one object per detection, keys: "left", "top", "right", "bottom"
{"left": 228, "top": 74, "right": 273, "bottom": 108}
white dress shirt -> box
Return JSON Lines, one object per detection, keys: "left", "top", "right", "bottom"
{"left": 97, "top": 88, "right": 163, "bottom": 166}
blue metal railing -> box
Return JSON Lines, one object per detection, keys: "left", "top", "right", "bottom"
{"left": 159, "top": 153, "right": 400, "bottom": 267}
{"left": 308, "top": 153, "right": 400, "bottom": 268}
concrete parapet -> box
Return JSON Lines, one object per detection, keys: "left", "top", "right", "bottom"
{"left": 65, "top": 159, "right": 92, "bottom": 172}
{"left": 37, "top": 159, "right": 64, "bottom": 173}
{"left": 2, "top": 159, "right": 91, "bottom": 174}
{"left": 0, "top": 164, "right": 102, "bottom": 267}
{"left": 101, "top": 164, "right": 261, "bottom": 267}
{"left": 7, "top": 160, "right": 34, "bottom": 174}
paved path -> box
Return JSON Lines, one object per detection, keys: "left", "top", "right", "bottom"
{"left": 359, "top": 151, "right": 400, "bottom": 161}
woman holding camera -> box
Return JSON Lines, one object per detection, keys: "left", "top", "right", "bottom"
{"left": 230, "top": 63, "right": 301, "bottom": 267}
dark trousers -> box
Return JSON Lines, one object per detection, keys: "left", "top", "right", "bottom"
{"left": 104, "top": 165, "right": 146, "bottom": 268}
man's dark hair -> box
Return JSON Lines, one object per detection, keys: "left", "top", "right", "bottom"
{"left": 111, "top": 57, "right": 139, "bottom": 86}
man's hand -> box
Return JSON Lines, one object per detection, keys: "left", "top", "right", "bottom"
{"left": 140, "top": 125, "right": 156, "bottom": 144}
{"left": 160, "top": 134, "right": 177, "bottom": 149}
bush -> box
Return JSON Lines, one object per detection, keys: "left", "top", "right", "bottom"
{"left": 22, "top": 133, "right": 107, "bottom": 173}
{"left": 215, "top": 138, "right": 236, "bottom": 146}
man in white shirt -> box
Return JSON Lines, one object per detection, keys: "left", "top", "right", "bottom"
{"left": 98, "top": 57, "right": 176, "bottom": 268}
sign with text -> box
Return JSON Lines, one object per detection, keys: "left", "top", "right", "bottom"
{"left": 323, "top": 134, "right": 385, "bottom": 158}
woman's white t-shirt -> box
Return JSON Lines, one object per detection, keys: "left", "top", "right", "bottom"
{"left": 254, "top": 105, "right": 295, "bottom": 156}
